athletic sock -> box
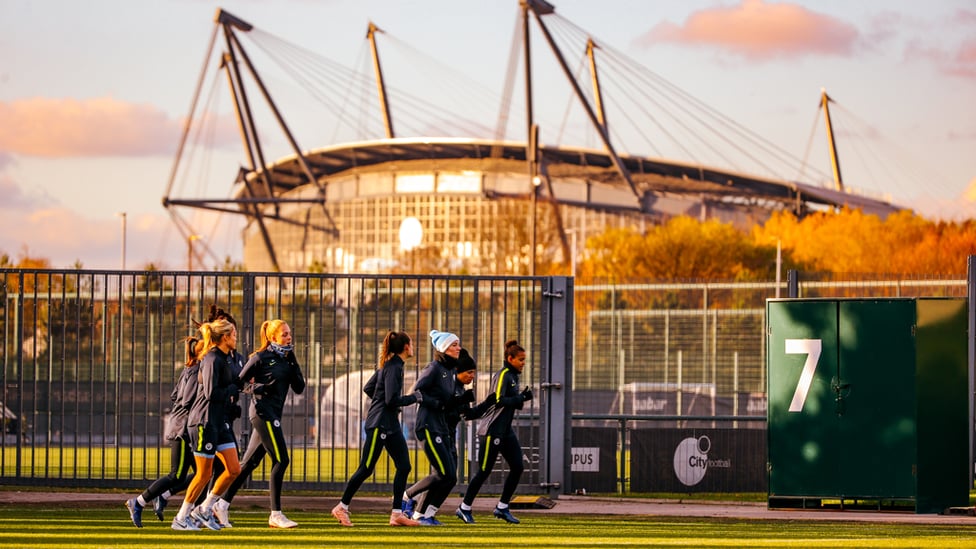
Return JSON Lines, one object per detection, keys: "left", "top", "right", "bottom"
{"left": 459, "top": 503, "right": 472, "bottom": 511}
{"left": 176, "top": 501, "right": 194, "bottom": 521}
{"left": 136, "top": 495, "right": 148, "bottom": 507}
{"left": 496, "top": 502, "right": 509, "bottom": 510}
{"left": 201, "top": 493, "right": 218, "bottom": 513}
{"left": 424, "top": 505, "right": 438, "bottom": 518}
{"left": 161, "top": 490, "right": 172, "bottom": 500}
{"left": 338, "top": 502, "right": 350, "bottom": 511}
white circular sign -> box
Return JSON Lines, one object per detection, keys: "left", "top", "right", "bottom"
{"left": 673, "top": 436, "right": 710, "bottom": 486}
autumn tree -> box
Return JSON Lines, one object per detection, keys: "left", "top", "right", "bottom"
{"left": 580, "top": 216, "right": 795, "bottom": 283}
{"left": 755, "top": 209, "right": 976, "bottom": 276}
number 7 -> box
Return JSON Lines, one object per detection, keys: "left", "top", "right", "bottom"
{"left": 785, "top": 339, "right": 822, "bottom": 412}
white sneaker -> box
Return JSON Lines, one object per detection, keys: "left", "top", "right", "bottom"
{"left": 171, "top": 516, "right": 200, "bottom": 531}
{"left": 269, "top": 512, "right": 298, "bottom": 529}
{"left": 213, "top": 503, "right": 232, "bottom": 528}
{"left": 331, "top": 503, "right": 353, "bottom": 527}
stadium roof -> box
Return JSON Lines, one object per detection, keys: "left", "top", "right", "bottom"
{"left": 241, "top": 137, "right": 903, "bottom": 217}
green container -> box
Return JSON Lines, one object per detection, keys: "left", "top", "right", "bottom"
{"left": 767, "top": 298, "right": 969, "bottom": 513}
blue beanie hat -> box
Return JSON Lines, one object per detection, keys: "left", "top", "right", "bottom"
{"left": 429, "top": 329, "right": 459, "bottom": 353}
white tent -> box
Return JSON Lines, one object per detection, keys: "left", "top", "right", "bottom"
{"left": 318, "top": 369, "right": 420, "bottom": 449}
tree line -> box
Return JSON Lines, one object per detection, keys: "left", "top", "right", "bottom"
{"left": 574, "top": 209, "right": 976, "bottom": 283}
{"left": 5, "top": 208, "right": 976, "bottom": 280}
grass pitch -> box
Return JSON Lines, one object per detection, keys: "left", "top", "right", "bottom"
{"left": 2, "top": 506, "right": 976, "bottom": 548}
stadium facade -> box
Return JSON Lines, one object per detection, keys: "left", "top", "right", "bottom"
{"left": 239, "top": 137, "right": 901, "bottom": 274}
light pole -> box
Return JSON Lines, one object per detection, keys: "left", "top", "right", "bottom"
{"left": 528, "top": 124, "right": 540, "bottom": 276}
{"left": 530, "top": 175, "right": 541, "bottom": 276}
{"left": 566, "top": 228, "right": 578, "bottom": 278}
{"left": 116, "top": 212, "right": 127, "bottom": 271}
{"left": 188, "top": 234, "right": 202, "bottom": 271}
{"left": 775, "top": 239, "right": 782, "bottom": 298}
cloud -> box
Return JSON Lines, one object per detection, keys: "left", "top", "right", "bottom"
{"left": 0, "top": 97, "right": 238, "bottom": 158}
{"left": 0, "top": 204, "right": 175, "bottom": 269}
{"left": 947, "top": 39, "right": 976, "bottom": 78}
{"left": 636, "top": 0, "right": 859, "bottom": 61}
{"left": 956, "top": 9, "right": 976, "bottom": 25}
{"left": 0, "top": 171, "right": 48, "bottom": 210}
{"left": 896, "top": 9, "right": 976, "bottom": 79}
{"left": 0, "top": 151, "right": 15, "bottom": 170}
{"left": 904, "top": 39, "right": 976, "bottom": 79}
{"left": 963, "top": 177, "right": 976, "bottom": 203}
{"left": 947, "top": 129, "right": 976, "bottom": 142}
{"left": 862, "top": 11, "right": 905, "bottom": 49}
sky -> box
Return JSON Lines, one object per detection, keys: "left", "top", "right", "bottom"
{"left": 1, "top": 0, "right": 974, "bottom": 270}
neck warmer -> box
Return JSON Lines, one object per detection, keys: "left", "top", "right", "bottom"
{"left": 269, "top": 342, "right": 293, "bottom": 357}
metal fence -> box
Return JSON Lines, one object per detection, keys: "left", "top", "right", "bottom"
{"left": 0, "top": 270, "right": 571, "bottom": 494}
{"left": 569, "top": 272, "right": 968, "bottom": 493}
{"left": 0, "top": 268, "right": 968, "bottom": 495}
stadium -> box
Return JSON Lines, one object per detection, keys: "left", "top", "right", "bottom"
{"left": 163, "top": 3, "right": 903, "bottom": 274}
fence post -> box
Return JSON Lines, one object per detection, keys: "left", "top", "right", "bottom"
{"left": 241, "top": 273, "right": 256, "bottom": 355}
{"left": 968, "top": 255, "right": 975, "bottom": 489}
{"left": 540, "top": 276, "right": 573, "bottom": 498}
{"left": 787, "top": 269, "right": 800, "bottom": 298}
{"left": 14, "top": 273, "right": 24, "bottom": 477}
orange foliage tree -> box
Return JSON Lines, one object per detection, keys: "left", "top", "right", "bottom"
{"left": 579, "top": 216, "right": 796, "bottom": 283}
{"left": 755, "top": 209, "right": 976, "bottom": 276}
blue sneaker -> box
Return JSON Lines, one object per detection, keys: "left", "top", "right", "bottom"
{"left": 455, "top": 506, "right": 475, "bottom": 524}
{"left": 153, "top": 496, "right": 167, "bottom": 521}
{"left": 125, "top": 498, "right": 143, "bottom": 528}
{"left": 191, "top": 506, "right": 222, "bottom": 531}
{"left": 493, "top": 506, "right": 520, "bottom": 524}
{"left": 402, "top": 498, "right": 416, "bottom": 517}
{"left": 418, "top": 516, "right": 443, "bottom": 526}
{"left": 171, "top": 515, "right": 201, "bottom": 531}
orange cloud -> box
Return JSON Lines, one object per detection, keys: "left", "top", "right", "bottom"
{"left": 638, "top": 0, "right": 859, "bottom": 61}
{"left": 0, "top": 198, "right": 176, "bottom": 269}
{"left": 0, "top": 97, "right": 237, "bottom": 158}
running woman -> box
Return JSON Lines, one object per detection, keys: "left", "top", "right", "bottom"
{"left": 171, "top": 318, "right": 242, "bottom": 531}
{"left": 191, "top": 305, "right": 245, "bottom": 527}
{"left": 405, "top": 330, "right": 462, "bottom": 525}
{"left": 456, "top": 339, "right": 533, "bottom": 524}
{"left": 124, "top": 336, "right": 201, "bottom": 527}
{"left": 404, "top": 346, "right": 487, "bottom": 524}
{"left": 331, "top": 330, "right": 421, "bottom": 527}
{"left": 216, "top": 319, "right": 306, "bottom": 529}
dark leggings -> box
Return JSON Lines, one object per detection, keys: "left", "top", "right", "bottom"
{"left": 220, "top": 415, "right": 291, "bottom": 511}
{"left": 413, "top": 429, "right": 457, "bottom": 512}
{"left": 462, "top": 433, "right": 524, "bottom": 507}
{"left": 141, "top": 437, "right": 194, "bottom": 502}
{"left": 341, "top": 427, "right": 411, "bottom": 510}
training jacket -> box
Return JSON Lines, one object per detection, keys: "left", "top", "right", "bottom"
{"left": 413, "top": 355, "right": 458, "bottom": 437}
{"left": 164, "top": 363, "right": 199, "bottom": 441}
{"left": 362, "top": 355, "right": 418, "bottom": 434}
{"left": 188, "top": 347, "right": 239, "bottom": 428}
{"left": 239, "top": 348, "right": 306, "bottom": 421}
{"left": 476, "top": 362, "right": 524, "bottom": 438}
